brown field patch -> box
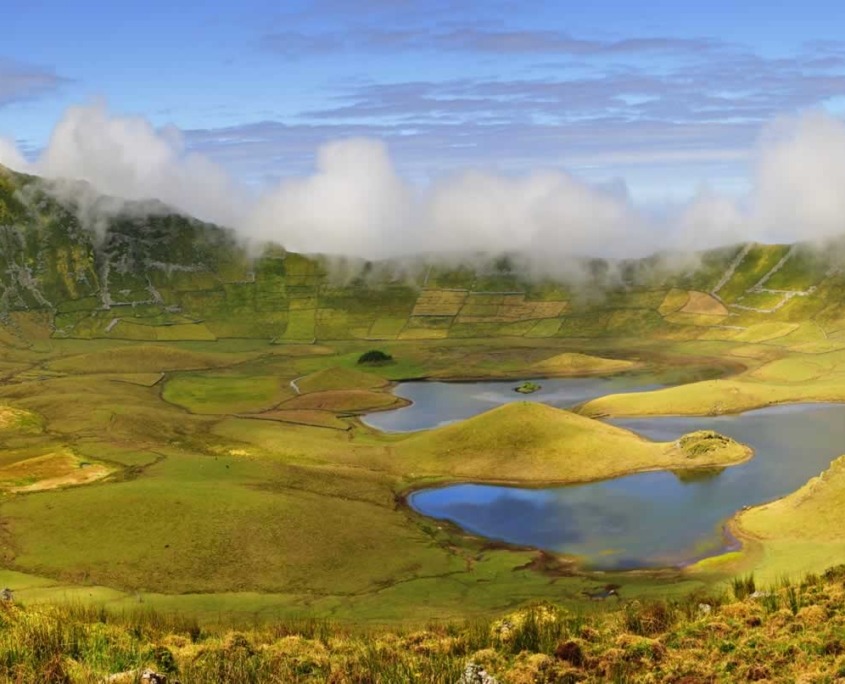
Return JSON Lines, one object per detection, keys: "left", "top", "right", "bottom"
{"left": 681, "top": 291, "right": 729, "bottom": 316}
{"left": 0, "top": 451, "right": 113, "bottom": 493}
{"left": 665, "top": 312, "right": 734, "bottom": 328}
{"left": 0, "top": 406, "right": 31, "bottom": 430}
{"left": 280, "top": 389, "right": 404, "bottom": 413}
{"left": 296, "top": 366, "right": 389, "bottom": 394}
{"left": 268, "top": 344, "right": 336, "bottom": 356}
{"left": 411, "top": 289, "right": 468, "bottom": 316}
{"left": 499, "top": 298, "right": 567, "bottom": 321}
{"left": 248, "top": 409, "right": 350, "bottom": 430}
{"left": 398, "top": 328, "right": 450, "bottom": 340}
{"left": 457, "top": 295, "right": 566, "bottom": 323}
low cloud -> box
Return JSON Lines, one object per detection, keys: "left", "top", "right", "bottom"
{"left": 675, "top": 186, "right": 746, "bottom": 251}
{"left": 0, "top": 59, "right": 69, "bottom": 107}
{"left": 36, "top": 103, "right": 248, "bottom": 228}
{"left": 0, "top": 136, "right": 29, "bottom": 172}
{"left": 3, "top": 102, "right": 845, "bottom": 267}
{"left": 675, "top": 110, "right": 845, "bottom": 248}
{"left": 248, "top": 138, "right": 414, "bottom": 259}
{"left": 752, "top": 111, "right": 845, "bottom": 242}
{"left": 423, "top": 170, "right": 640, "bottom": 260}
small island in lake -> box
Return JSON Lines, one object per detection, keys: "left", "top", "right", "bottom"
{"left": 515, "top": 381, "right": 541, "bottom": 394}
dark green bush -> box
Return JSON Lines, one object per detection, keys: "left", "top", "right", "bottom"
{"left": 357, "top": 350, "right": 393, "bottom": 365}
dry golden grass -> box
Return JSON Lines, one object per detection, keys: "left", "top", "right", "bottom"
{"left": 281, "top": 389, "right": 404, "bottom": 413}
{"left": 397, "top": 402, "right": 750, "bottom": 482}
{"left": 48, "top": 345, "right": 237, "bottom": 374}
{"left": 295, "top": 366, "right": 388, "bottom": 394}
{"left": 657, "top": 288, "right": 689, "bottom": 316}
{"left": 0, "top": 406, "right": 34, "bottom": 430}
{"left": 530, "top": 352, "right": 637, "bottom": 376}
{"left": 680, "top": 291, "right": 729, "bottom": 316}
{"left": 411, "top": 289, "right": 467, "bottom": 316}
{"left": 249, "top": 409, "right": 350, "bottom": 430}
{"left": 9, "top": 571, "right": 845, "bottom": 683}
{"left": 0, "top": 450, "right": 113, "bottom": 493}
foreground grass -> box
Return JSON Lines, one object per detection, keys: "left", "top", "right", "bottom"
{"left": 4, "top": 566, "right": 845, "bottom": 682}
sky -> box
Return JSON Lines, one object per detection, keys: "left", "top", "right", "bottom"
{"left": 3, "top": 0, "right": 845, "bottom": 259}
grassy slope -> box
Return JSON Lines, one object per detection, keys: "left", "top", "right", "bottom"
{"left": 581, "top": 348, "right": 845, "bottom": 417}
{"left": 395, "top": 402, "right": 750, "bottom": 482}
{"left": 728, "top": 455, "right": 845, "bottom": 582}
{"left": 294, "top": 366, "right": 389, "bottom": 393}
{"left": 528, "top": 351, "right": 638, "bottom": 376}
{"left": 162, "top": 373, "right": 290, "bottom": 414}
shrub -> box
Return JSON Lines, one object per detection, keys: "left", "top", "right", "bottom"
{"left": 357, "top": 349, "right": 393, "bottom": 365}
{"left": 623, "top": 600, "right": 677, "bottom": 636}
{"left": 732, "top": 573, "right": 756, "bottom": 600}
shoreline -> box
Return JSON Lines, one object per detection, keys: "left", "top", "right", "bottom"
{"left": 393, "top": 437, "right": 755, "bottom": 577}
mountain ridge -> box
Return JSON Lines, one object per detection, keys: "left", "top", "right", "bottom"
{"left": 2, "top": 163, "right": 845, "bottom": 347}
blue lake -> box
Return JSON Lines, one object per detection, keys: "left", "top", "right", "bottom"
{"left": 366, "top": 381, "right": 845, "bottom": 569}
{"left": 361, "top": 376, "right": 664, "bottom": 433}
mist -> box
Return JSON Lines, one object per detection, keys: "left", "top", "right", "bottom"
{"left": 3, "top": 102, "right": 845, "bottom": 267}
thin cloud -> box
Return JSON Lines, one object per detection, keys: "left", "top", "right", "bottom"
{"left": 0, "top": 59, "right": 69, "bottom": 107}
{"left": 261, "top": 28, "right": 727, "bottom": 58}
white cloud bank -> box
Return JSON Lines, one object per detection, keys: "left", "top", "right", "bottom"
{"left": 3, "top": 102, "right": 845, "bottom": 260}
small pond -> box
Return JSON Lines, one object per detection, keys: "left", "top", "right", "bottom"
{"left": 365, "top": 381, "right": 845, "bottom": 569}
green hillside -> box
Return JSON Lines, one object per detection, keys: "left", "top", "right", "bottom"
{"left": 3, "top": 163, "right": 845, "bottom": 350}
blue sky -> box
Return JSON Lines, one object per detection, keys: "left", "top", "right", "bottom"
{"left": 4, "top": 0, "right": 845, "bottom": 205}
